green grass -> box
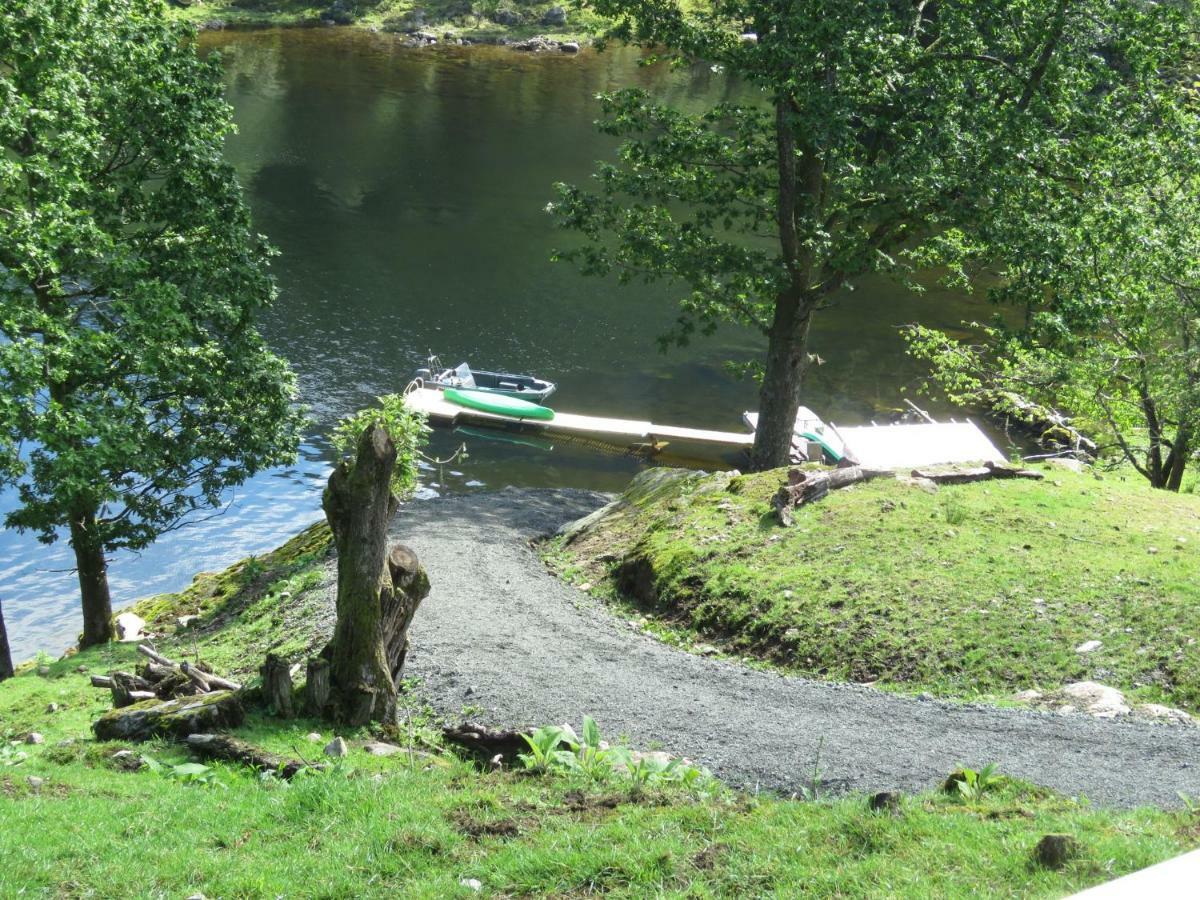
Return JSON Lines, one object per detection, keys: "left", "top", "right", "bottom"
{"left": 3, "top": 486, "right": 1199, "bottom": 896}
{"left": 171, "top": 0, "right": 612, "bottom": 42}
{"left": 3, "top": 652, "right": 1198, "bottom": 898}
{"left": 549, "top": 465, "right": 1200, "bottom": 710}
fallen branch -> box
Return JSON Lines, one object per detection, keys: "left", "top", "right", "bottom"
{"left": 772, "top": 466, "right": 893, "bottom": 525}
{"left": 911, "top": 461, "right": 1044, "bottom": 485}
{"left": 443, "top": 722, "right": 531, "bottom": 763}
{"left": 186, "top": 733, "right": 314, "bottom": 780}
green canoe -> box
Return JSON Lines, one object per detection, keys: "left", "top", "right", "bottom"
{"left": 445, "top": 388, "right": 556, "bottom": 421}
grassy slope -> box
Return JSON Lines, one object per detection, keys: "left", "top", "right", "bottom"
{"left": 550, "top": 465, "right": 1200, "bottom": 710}
{"left": 1, "top": 501, "right": 1198, "bottom": 897}
{"left": 172, "top": 0, "right": 611, "bottom": 41}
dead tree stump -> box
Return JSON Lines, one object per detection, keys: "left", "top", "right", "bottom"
{"left": 304, "top": 657, "right": 331, "bottom": 717}
{"left": 260, "top": 653, "right": 295, "bottom": 718}
{"left": 320, "top": 424, "right": 430, "bottom": 726}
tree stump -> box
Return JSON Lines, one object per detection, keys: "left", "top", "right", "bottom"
{"left": 260, "top": 653, "right": 295, "bottom": 718}
{"left": 305, "top": 657, "right": 331, "bottom": 718}
{"left": 320, "top": 424, "right": 430, "bottom": 726}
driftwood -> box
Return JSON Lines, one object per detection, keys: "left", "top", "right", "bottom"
{"left": 911, "top": 460, "right": 1045, "bottom": 485}
{"left": 260, "top": 654, "right": 295, "bottom": 718}
{"left": 773, "top": 466, "right": 893, "bottom": 525}
{"left": 89, "top": 645, "right": 243, "bottom": 714}
{"left": 443, "top": 722, "right": 531, "bottom": 764}
{"left": 185, "top": 733, "right": 314, "bottom": 779}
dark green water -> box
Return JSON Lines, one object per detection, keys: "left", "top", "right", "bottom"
{"left": 1, "top": 29, "right": 987, "bottom": 658}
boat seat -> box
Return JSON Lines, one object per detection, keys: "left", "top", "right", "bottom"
{"left": 498, "top": 380, "right": 520, "bottom": 390}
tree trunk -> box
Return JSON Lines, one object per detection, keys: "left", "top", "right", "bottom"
{"left": 321, "top": 424, "right": 402, "bottom": 726}
{"left": 69, "top": 509, "right": 114, "bottom": 648}
{"left": 0, "top": 597, "right": 13, "bottom": 682}
{"left": 750, "top": 291, "right": 815, "bottom": 471}
{"left": 1164, "top": 424, "right": 1192, "bottom": 492}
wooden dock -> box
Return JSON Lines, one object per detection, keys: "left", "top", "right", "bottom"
{"left": 404, "top": 386, "right": 753, "bottom": 463}
{"left": 407, "top": 385, "right": 1006, "bottom": 470}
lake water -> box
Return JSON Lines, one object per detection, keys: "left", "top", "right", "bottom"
{"left": 0, "top": 29, "right": 989, "bottom": 660}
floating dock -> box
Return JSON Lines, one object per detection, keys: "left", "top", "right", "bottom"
{"left": 405, "top": 386, "right": 753, "bottom": 463}
{"left": 407, "top": 384, "right": 1005, "bottom": 469}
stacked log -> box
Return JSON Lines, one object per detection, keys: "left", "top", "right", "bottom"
{"left": 88, "top": 644, "right": 242, "bottom": 709}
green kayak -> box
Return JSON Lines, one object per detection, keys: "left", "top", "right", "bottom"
{"left": 445, "top": 388, "right": 556, "bottom": 421}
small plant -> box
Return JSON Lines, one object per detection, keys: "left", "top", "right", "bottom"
{"left": 0, "top": 742, "right": 28, "bottom": 767}
{"left": 517, "top": 725, "right": 580, "bottom": 774}
{"left": 798, "top": 736, "right": 826, "bottom": 801}
{"left": 1179, "top": 792, "right": 1199, "bottom": 814}
{"left": 141, "top": 755, "right": 226, "bottom": 789}
{"left": 942, "top": 495, "right": 969, "bottom": 526}
{"left": 955, "top": 763, "right": 1001, "bottom": 802}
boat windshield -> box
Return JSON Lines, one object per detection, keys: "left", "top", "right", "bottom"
{"left": 452, "top": 363, "right": 476, "bottom": 389}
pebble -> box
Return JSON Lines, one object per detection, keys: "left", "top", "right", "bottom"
{"left": 459, "top": 879, "right": 482, "bottom": 892}
{"left": 46, "top": 703, "right": 59, "bottom": 713}
{"left": 363, "top": 741, "right": 403, "bottom": 757}
{"left": 306, "top": 732, "right": 323, "bottom": 742}
{"left": 27, "top": 776, "right": 44, "bottom": 791}
{"left": 24, "top": 732, "right": 44, "bottom": 745}
{"left": 1075, "top": 640, "right": 1102, "bottom": 653}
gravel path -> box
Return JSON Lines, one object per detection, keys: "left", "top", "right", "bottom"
{"left": 390, "top": 488, "right": 1200, "bottom": 808}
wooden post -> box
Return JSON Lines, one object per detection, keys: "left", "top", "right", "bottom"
{"left": 260, "top": 653, "right": 295, "bottom": 718}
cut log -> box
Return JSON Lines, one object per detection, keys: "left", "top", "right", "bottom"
{"left": 137, "top": 644, "right": 177, "bottom": 668}
{"left": 260, "top": 653, "right": 295, "bottom": 718}
{"left": 110, "top": 671, "right": 154, "bottom": 708}
{"left": 304, "top": 657, "right": 332, "bottom": 718}
{"left": 186, "top": 733, "right": 313, "bottom": 780}
{"left": 911, "top": 461, "right": 1045, "bottom": 485}
{"left": 181, "top": 662, "right": 214, "bottom": 693}
{"left": 92, "top": 690, "right": 244, "bottom": 742}
{"left": 128, "top": 690, "right": 157, "bottom": 702}
{"left": 90, "top": 675, "right": 114, "bottom": 689}
{"left": 443, "top": 722, "right": 531, "bottom": 764}
{"left": 772, "top": 466, "right": 893, "bottom": 525}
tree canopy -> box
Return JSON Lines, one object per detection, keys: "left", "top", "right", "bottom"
{"left": 551, "top": 0, "right": 1191, "bottom": 470}
{"left": 0, "top": 0, "right": 304, "bottom": 645}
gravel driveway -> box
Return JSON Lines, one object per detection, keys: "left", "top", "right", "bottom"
{"left": 389, "top": 488, "right": 1200, "bottom": 808}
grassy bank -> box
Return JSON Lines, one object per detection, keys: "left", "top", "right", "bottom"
{"left": 2, "top": 498, "right": 1199, "bottom": 896}
{"left": 548, "top": 465, "right": 1200, "bottom": 710}
{"left": 172, "top": 0, "right": 609, "bottom": 42}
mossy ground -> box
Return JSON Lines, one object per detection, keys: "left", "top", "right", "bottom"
{"left": 549, "top": 465, "right": 1200, "bottom": 710}
{"left": 172, "top": 0, "right": 611, "bottom": 42}
{"left": 2, "top": 492, "right": 1199, "bottom": 896}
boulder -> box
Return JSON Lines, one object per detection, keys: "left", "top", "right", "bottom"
{"left": 541, "top": 5, "right": 567, "bottom": 27}
{"left": 92, "top": 690, "right": 244, "bottom": 742}
{"left": 1059, "top": 681, "right": 1130, "bottom": 718}
{"left": 115, "top": 612, "right": 146, "bottom": 642}
{"left": 324, "top": 736, "right": 349, "bottom": 758}
{"left": 24, "top": 732, "right": 45, "bottom": 745}
{"left": 560, "top": 41, "right": 580, "bottom": 53}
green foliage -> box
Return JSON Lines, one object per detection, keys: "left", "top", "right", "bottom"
{"left": 553, "top": 0, "right": 1189, "bottom": 467}
{"left": 0, "top": 0, "right": 304, "bottom": 615}
{"left": 142, "top": 755, "right": 227, "bottom": 789}
{"left": 955, "top": 764, "right": 1003, "bottom": 803}
{"left": 330, "top": 394, "right": 429, "bottom": 498}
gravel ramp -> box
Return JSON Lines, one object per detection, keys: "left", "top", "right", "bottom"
{"left": 389, "top": 488, "right": 1200, "bottom": 808}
